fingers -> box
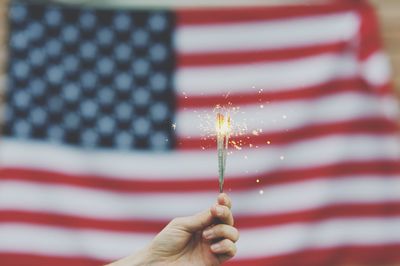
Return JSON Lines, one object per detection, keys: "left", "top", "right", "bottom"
{"left": 211, "top": 204, "right": 234, "bottom": 226}
{"left": 202, "top": 224, "right": 239, "bottom": 243}
{"left": 168, "top": 193, "right": 233, "bottom": 233}
{"left": 218, "top": 193, "right": 232, "bottom": 209}
{"left": 210, "top": 238, "right": 237, "bottom": 257}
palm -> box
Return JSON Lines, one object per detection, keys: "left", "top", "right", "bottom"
{"left": 151, "top": 225, "right": 221, "bottom": 266}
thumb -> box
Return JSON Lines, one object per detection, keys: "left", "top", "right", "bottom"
{"left": 170, "top": 210, "right": 213, "bottom": 233}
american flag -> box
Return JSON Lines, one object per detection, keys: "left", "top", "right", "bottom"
{"left": 1, "top": 0, "right": 400, "bottom": 265}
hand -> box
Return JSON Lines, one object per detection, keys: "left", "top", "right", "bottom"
{"left": 148, "top": 193, "right": 239, "bottom": 266}
{"left": 106, "top": 193, "right": 239, "bottom": 266}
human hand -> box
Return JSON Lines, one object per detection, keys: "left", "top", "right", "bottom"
{"left": 147, "top": 193, "right": 239, "bottom": 266}
{"left": 106, "top": 193, "right": 239, "bottom": 266}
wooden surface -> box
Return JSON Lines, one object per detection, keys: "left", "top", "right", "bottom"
{"left": 370, "top": 0, "right": 400, "bottom": 92}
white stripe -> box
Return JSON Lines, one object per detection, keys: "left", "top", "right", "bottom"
{"left": 1, "top": 177, "right": 400, "bottom": 220}
{"left": 361, "top": 51, "right": 392, "bottom": 87}
{"left": 176, "top": 92, "right": 395, "bottom": 137}
{"left": 176, "top": 12, "right": 358, "bottom": 53}
{"left": 1, "top": 135, "right": 399, "bottom": 180}
{"left": 176, "top": 53, "right": 358, "bottom": 95}
{"left": 236, "top": 218, "right": 400, "bottom": 259}
{"left": 0, "top": 224, "right": 152, "bottom": 261}
{"left": 1, "top": 218, "right": 400, "bottom": 260}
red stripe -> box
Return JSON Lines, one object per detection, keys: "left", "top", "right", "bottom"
{"left": 358, "top": 2, "right": 382, "bottom": 61}
{"left": 178, "top": 117, "right": 399, "bottom": 150}
{"left": 236, "top": 202, "right": 400, "bottom": 229}
{"left": 1, "top": 202, "right": 400, "bottom": 233}
{"left": 1, "top": 245, "right": 399, "bottom": 266}
{"left": 226, "top": 245, "right": 400, "bottom": 266}
{"left": 177, "top": 3, "right": 364, "bottom": 25}
{"left": 1, "top": 160, "right": 399, "bottom": 193}
{"left": 178, "top": 42, "right": 348, "bottom": 67}
{"left": 177, "top": 78, "right": 369, "bottom": 109}
{"left": 0, "top": 253, "right": 105, "bottom": 266}
{"left": 0, "top": 210, "right": 166, "bottom": 233}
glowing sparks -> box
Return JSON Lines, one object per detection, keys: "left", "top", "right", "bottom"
{"left": 256, "top": 179, "right": 260, "bottom": 183}
{"left": 259, "top": 190, "right": 264, "bottom": 195}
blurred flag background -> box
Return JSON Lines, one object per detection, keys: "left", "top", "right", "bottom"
{"left": 1, "top": 0, "right": 400, "bottom": 265}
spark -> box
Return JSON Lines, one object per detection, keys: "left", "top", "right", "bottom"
{"left": 259, "top": 190, "right": 264, "bottom": 195}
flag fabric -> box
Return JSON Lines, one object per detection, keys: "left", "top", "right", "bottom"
{"left": 1, "top": 0, "right": 400, "bottom": 265}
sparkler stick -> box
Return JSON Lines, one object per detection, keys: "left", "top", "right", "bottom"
{"left": 216, "top": 112, "right": 231, "bottom": 193}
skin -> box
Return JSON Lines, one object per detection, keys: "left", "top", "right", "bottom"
{"left": 107, "top": 193, "right": 239, "bottom": 266}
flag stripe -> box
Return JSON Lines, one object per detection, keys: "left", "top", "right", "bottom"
{"left": 177, "top": 42, "right": 348, "bottom": 67}
{"left": 228, "top": 245, "right": 400, "bottom": 266}
{"left": 235, "top": 218, "right": 400, "bottom": 259}
{"left": 3, "top": 160, "right": 400, "bottom": 192}
{"left": 177, "top": 3, "right": 363, "bottom": 25}
{"left": 2, "top": 135, "right": 399, "bottom": 181}
{"left": 1, "top": 218, "right": 400, "bottom": 261}
{"left": 2, "top": 202, "right": 400, "bottom": 233}
{"left": 0, "top": 253, "right": 104, "bottom": 266}
{"left": 2, "top": 244, "right": 400, "bottom": 266}
{"left": 175, "top": 11, "right": 358, "bottom": 54}
{"left": 2, "top": 160, "right": 398, "bottom": 193}
{"left": 176, "top": 92, "right": 398, "bottom": 137}
{"left": 177, "top": 78, "right": 363, "bottom": 109}
{"left": 176, "top": 51, "right": 389, "bottom": 96}
{"left": 176, "top": 53, "right": 359, "bottom": 95}
{"left": 177, "top": 79, "right": 392, "bottom": 109}
{"left": 178, "top": 117, "right": 399, "bottom": 150}
{"left": 1, "top": 177, "right": 400, "bottom": 220}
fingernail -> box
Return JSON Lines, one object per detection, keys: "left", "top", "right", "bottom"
{"left": 203, "top": 229, "right": 213, "bottom": 239}
{"left": 211, "top": 243, "right": 221, "bottom": 252}
{"left": 215, "top": 206, "right": 224, "bottom": 215}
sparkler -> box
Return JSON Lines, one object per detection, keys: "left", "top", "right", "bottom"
{"left": 216, "top": 112, "right": 231, "bottom": 193}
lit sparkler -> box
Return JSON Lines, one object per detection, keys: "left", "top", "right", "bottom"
{"left": 216, "top": 112, "right": 231, "bottom": 193}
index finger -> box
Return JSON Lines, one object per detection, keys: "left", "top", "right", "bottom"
{"left": 218, "top": 193, "right": 232, "bottom": 209}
